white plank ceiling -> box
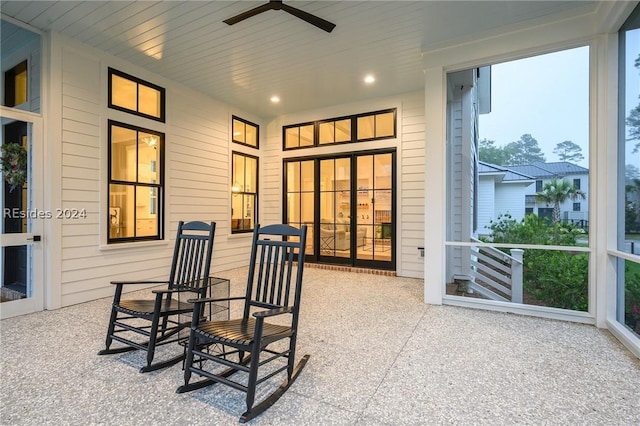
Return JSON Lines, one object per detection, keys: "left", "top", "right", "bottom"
{"left": 1, "top": 1, "right": 596, "bottom": 118}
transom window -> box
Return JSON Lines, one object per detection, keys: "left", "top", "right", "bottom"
{"left": 232, "top": 116, "right": 259, "bottom": 148}
{"left": 283, "top": 109, "right": 396, "bottom": 150}
{"left": 231, "top": 152, "right": 258, "bottom": 233}
{"left": 108, "top": 68, "right": 165, "bottom": 122}
{"left": 108, "top": 121, "right": 163, "bottom": 242}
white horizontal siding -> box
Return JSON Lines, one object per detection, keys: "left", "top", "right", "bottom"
{"left": 55, "top": 37, "right": 262, "bottom": 307}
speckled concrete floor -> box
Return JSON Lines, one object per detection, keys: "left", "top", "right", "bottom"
{"left": 1, "top": 267, "right": 639, "bottom": 425}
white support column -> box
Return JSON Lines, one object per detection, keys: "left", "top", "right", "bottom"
{"left": 423, "top": 66, "right": 446, "bottom": 305}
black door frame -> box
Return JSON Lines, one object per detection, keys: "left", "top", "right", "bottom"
{"left": 283, "top": 148, "right": 396, "bottom": 270}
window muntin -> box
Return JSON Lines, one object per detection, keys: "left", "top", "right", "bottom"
{"left": 4, "top": 60, "right": 27, "bottom": 107}
{"left": 283, "top": 109, "right": 396, "bottom": 150}
{"left": 232, "top": 116, "right": 259, "bottom": 148}
{"left": 231, "top": 152, "right": 258, "bottom": 233}
{"left": 108, "top": 121, "right": 163, "bottom": 242}
{"left": 108, "top": 68, "right": 165, "bottom": 122}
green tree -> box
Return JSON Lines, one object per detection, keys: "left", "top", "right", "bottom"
{"left": 536, "top": 178, "right": 586, "bottom": 223}
{"left": 505, "top": 134, "right": 546, "bottom": 165}
{"left": 479, "top": 138, "right": 510, "bottom": 165}
{"left": 553, "top": 140, "right": 584, "bottom": 163}
{"left": 627, "top": 164, "right": 640, "bottom": 183}
{"left": 626, "top": 53, "right": 640, "bottom": 153}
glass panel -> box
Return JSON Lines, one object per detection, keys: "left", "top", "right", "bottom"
{"left": 319, "top": 122, "right": 334, "bottom": 144}
{"left": 300, "top": 125, "right": 314, "bottom": 147}
{"left": 138, "top": 133, "right": 159, "bottom": 184}
{"left": 231, "top": 193, "right": 243, "bottom": 230}
{"left": 138, "top": 84, "right": 161, "bottom": 118}
{"left": 301, "top": 160, "right": 314, "bottom": 191}
{"left": 233, "top": 119, "right": 245, "bottom": 143}
{"left": 244, "top": 195, "right": 255, "bottom": 229}
{"left": 135, "top": 188, "right": 157, "bottom": 237}
{"left": 622, "top": 260, "right": 640, "bottom": 336}
{"left": 285, "top": 127, "right": 299, "bottom": 148}
{"left": 245, "top": 123, "right": 257, "bottom": 147}
{"left": 111, "top": 125, "right": 137, "bottom": 182}
{"left": 357, "top": 116, "right": 375, "bottom": 140}
{"left": 446, "top": 245, "right": 588, "bottom": 311}
{"left": 301, "top": 192, "right": 314, "bottom": 223}
{"left": 335, "top": 119, "right": 351, "bottom": 142}
{"left": 623, "top": 27, "right": 640, "bottom": 253}
{"left": 245, "top": 156, "right": 257, "bottom": 192}
{"left": 109, "top": 184, "right": 134, "bottom": 238}
{"left": 288, "top": 193, "right": 301, "bottom": 222}
{"left": 375, "top": 153, "right": 392, "bottom": 188}
{"left": 287, "top": 162, "right": 300, "bottom": 192}
{"left": 232, "top": 154, "right": 245, "bottom": 191}
{"left": 111, "top": 74, "right": 137, "bottom": 111}
{"left": 1, "top": 119, "right": 30, "bottom": 301}
{"left": 376, "top": 112, "right": 395, "bottom": 137}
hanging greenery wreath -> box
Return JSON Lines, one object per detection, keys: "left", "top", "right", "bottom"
{"left": 1, "top": 143, "right": 27, "bottom": 192}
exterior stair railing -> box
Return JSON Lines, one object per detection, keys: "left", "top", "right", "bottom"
{"left": 464, "top": 237, "right": 524, "bottom": 303}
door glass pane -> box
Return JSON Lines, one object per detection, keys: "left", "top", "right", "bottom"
{"left": 1, "top": 120, "right": 31, "bottom": 301}
{"left": 285, "top": 160, "right": 315, "bottom": 255}
{"left": 357, "top": 154, "right": 392, "bottom": 262}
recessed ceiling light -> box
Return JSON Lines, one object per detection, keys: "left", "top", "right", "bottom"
{"left": 364, "top": 74, "right": 376, "bottom": 84}
{"left": 270, "top": 96, "right": 280, "bottom": 103}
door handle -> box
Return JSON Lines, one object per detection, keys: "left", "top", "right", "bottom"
{"left": 26, "top": 235, "right": 41, "bottom": 242}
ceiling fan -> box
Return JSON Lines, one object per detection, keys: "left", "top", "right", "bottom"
{"left": 223, "top": 0, "right": 336, "bottom": 33}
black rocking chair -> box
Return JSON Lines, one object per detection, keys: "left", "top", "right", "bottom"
{"left": 98, "top": 220, "right": 216, "bottom": 373}
{"left": 177, "top": 224, "right": 308, "bottom": 423}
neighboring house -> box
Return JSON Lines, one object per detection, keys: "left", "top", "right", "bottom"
{"left": 477, "top": 162, "right": 535, "bottom": 235}
{"left": 508, "top": 162, "right": 589, "bottom": 226}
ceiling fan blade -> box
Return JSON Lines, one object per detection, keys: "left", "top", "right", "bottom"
{"left": 223, "top": 2, "right": 275, "bottom": 26}
{"left": 281, "top": 3, "right": 336, "bottom": 33}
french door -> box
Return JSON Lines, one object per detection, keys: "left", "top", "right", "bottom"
{"left": 285, "top": 149, "right": 395, "bottom": 270}
{"left": 0, "top": 108, "right": 44, "bottom": 319}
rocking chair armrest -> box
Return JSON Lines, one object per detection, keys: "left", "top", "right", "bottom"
{"left": 151, "top": 288, "right": 196, "bottom": 295}
{"left": 253, "top": 307, "right": 293, "bottom": 318}
{"left": 187, "top": 296, "right": 246, "bottom": 304}
{"left": 110, "top": 280, "right": 170, "bottom": 286}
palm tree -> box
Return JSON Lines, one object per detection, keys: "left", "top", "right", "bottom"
{"left": 536, "top": 178, "right": 586, "bottom": 223}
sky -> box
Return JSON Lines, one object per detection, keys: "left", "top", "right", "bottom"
{"left": 478, "top": 46, "right": 590, "bottom": 168}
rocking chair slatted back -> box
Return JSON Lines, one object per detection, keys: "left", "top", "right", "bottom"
{"left": 243, "top": 224, "right": 307, "bottom": 318}
{"left": 169, "top": 221, "right": 216, "bottom": 291}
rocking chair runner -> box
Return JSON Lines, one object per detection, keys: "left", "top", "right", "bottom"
{"left": 177, "top": 224, "right": 308, "bottom": 423}
{"left": 98, "top": 220, "right": 216, "bottom": 373}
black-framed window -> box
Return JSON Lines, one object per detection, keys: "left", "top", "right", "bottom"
{"left": 108, "top": 120, "right": 164, "bottom": 242}
{"left": 108, "top": 68, "right": 165, "bottom": 122}
{"left": 231, "top": 152, "right": 258, "bottom": 233}
{"left": 283, "top": 108, "right": 397, "bottom": 150}
{"left": 573, "top": 202, "right": 581, "bottom": 212}
{"left": 232, "top": 116, "right": 259, "bottom": 148}
{"left": 536, "top": 180, "right": 543, "bottom": 192}
{"left": 573, "top": 178, "right": 581, "bottom": 189}
{"left": 4, "top": 60, "right": 27, "bottom": 107}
